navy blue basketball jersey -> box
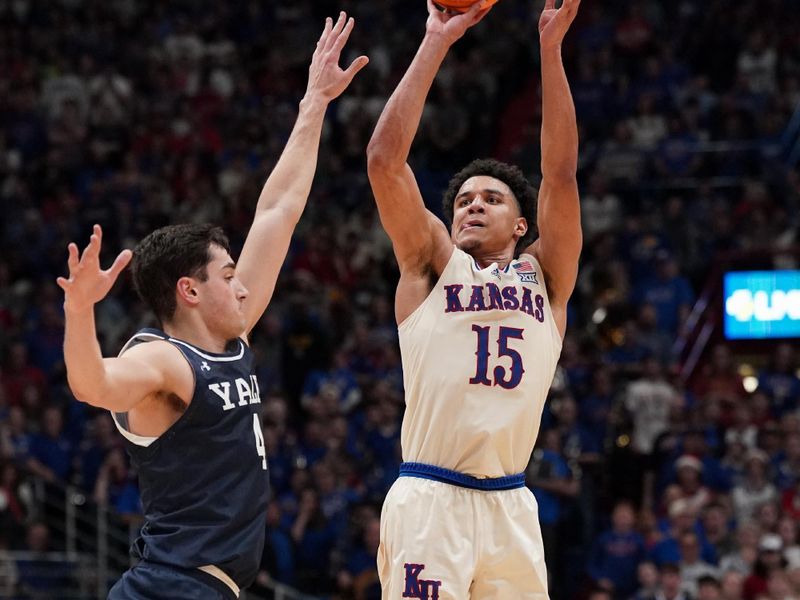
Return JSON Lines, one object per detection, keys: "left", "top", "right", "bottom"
{"left": 111, "top": 328, "right": 269, "bottom": 589}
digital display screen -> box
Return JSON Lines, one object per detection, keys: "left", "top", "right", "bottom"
{"left": 724, "top": 271, "right": 800, "bottom": 339}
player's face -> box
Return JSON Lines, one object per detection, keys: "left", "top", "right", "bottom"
{"left": 450, "top": 176, "right": 527, "bottom": 255}
{"left": 197, "top": 245, "right": 249, "bottom": 339}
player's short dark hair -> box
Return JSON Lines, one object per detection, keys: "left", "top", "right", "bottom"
{"left": 131, "top": 224, "right": 230, "bottom": 324}
{"left": 441, "top": 158, "right": 539, "bottom": 251}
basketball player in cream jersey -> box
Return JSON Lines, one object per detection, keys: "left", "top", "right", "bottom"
{"left": 366, "top": 0, "right": 582, "bottom": 597}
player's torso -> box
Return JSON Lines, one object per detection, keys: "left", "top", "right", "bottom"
{"left": 398, "top": 248, "right": 563, "bottom": 477}
{"left": 112, "top": 329, "right": 269, "bottom": 587}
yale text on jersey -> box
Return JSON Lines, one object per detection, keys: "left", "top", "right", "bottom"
{"left": 208, "top": 375, "right": 262, "bottom": 411}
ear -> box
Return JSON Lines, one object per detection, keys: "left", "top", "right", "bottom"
{"left": 514, "top": 217, "right": 528, "bottom": 241}
{"left": 176, "top": 276, "right": 200, "bottom": 307}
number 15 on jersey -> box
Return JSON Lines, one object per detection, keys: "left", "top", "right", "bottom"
{"left": 470, "top": 325, "right": 525, "bottom": 389}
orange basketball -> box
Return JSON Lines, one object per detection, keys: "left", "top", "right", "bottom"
{"left": 434, "top": 0, "right": 499, "bottom": 13}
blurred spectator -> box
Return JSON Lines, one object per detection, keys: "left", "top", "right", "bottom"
{"left": 93, "top": 448, "right": 141, "bottom": 522}
{"left": 697, "top": 575, "right": 723, "bottom": 600}
{"left": 79, "top": 413, "right": 121, "bottom": 492}
{"left": 720, "top": 522, "right": 762, "bottom": 576}
{"left": 290, "top": 487, "right": 338, "bottom": 595}
{"left": 632, "top": 561, "right": 660, "bottom": 600}
{"left": 527, "top": 429, "right": 580, "bottom": 590}
{"left": 679, "top": 531, "right": 720, "bottom": 596}
{"left": 775, "top": 433, "right": 800, "bottom": 491}
{"left": 26, "top": 405, "right": 73, "bottom": 484}
{"left": 15, "top": 522, "right": 73, "bottom": 597}
{"left": 777, "top": 516, "right": 800, "bottom": 571}
{"left": 587, "top": 501, "right": 647, "bottom": 597}
{"left": 757, "top": 344, "right": 800, "bottom": 417}
{"left": 0, "top": 534, "right": 18, "bottom": 598}
{"left": 581, "top": 172, "right": 622, "bottom": 242}
{"left": 692, "top": 346, "right": 746, "bottom": 407}
{"left": 667, "top": 454, "right": 713, "bottom": 513}
{"left": 336, "top": 515, "right": 381, "bottom": 600}
{"left": 742, "top": 535, "right": 787, "bottom": 600}
{"left": 0, "top": 461, "right": 27, "bottom": 542}
{"left": 1, "top": 342, "right": 47, "bottom": 408}
{"left": 656, "top": 562, "right": 692, "bottom": 600}
{"left": 0, "top": 406, "right": 32, "bottom": 465}
{"left": 700, "top": 503, "right": 735, "bottom": 558}
{"left": 625, "top": 358, "right": 683, "bottom": 499}
{"left": 720, "top": 570, "right": 744, "bottom": 600}
{"left": 631, "top": 253, "right": 694, "bottom": 336}
{"left": 255, "top": 499, "right": 295, "bottom": 592}
{"left": 650, "top": 499, "right": 715, "bottom": 567}
{"left": 731, "top": 450, "right": 778, "bottom": 524}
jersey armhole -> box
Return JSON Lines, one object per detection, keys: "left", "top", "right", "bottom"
{"left": 110, "top": 330, "right": 198, "bottom": 448}
{"left": 518, "top": 252, "right": 563, "bottom": 356}
{"left": 397, "top": 246, "right": 463, "bottom": 332}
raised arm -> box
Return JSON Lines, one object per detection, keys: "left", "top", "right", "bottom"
{"left": 366, "top": 1, "right": 491, "bottom": 271}
{"left": 57, "top": 226, "right": 190, "bottom": 412}
{"left": 236, "top": 12, "right": 369, "bottom": 335}
{"left": 526, "top": 0, "right": 582, "bottom": 336}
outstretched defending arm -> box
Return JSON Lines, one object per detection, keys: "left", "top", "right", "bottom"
{"left": 58, "top": 225, "right": 189, "bottom": 411}
{"left": 527, "top": 0, "right": 582, "bottom": 337}
{"left": 236, "top": 12, "right": 368, "bottom": 335}
{"left": 366, "top": 1, "right": 491, "bottom": 271}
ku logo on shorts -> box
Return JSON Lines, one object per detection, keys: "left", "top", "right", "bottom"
{"left": 403, "top": 563, "right": 442, "bottom": 599}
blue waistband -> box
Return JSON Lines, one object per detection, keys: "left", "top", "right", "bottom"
{"left": 399, "top": 462, "right": 526, "bottom": 491}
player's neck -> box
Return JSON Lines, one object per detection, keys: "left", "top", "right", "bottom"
{"left": 469, "top": 248, "right": 516, "bottom": 271}
{"left": 162, "top": 315, "right": 231, "bottom": 354}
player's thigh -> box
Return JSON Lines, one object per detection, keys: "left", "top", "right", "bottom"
{"left": 471, "top": 488, "right": 549, "bottom": 600}
{"left": 108, "top": 562, "right": 230, "bottom": 600}
{"left": 378, "top": 477, "right": 475, "bottom": 600}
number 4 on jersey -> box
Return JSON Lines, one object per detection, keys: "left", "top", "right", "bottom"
{"left": 470, "top": 325, "right": 525, "bottom": 389}
{"left": 253, "top": 414, "right": 267, "bottom": 470}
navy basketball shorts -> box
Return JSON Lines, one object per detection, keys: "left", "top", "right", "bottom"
{"left": 108, "top": 561, "right": 237, "bottom": 600}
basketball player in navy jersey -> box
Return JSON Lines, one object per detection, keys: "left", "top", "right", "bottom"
{"left": 367, "top": 0, "right": 581, "bottom": 597}
{"left": 57, "top": 13, "right": 368, "bottom": 600}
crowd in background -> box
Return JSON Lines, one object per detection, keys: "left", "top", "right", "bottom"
{"left": 1, "top": 0, "right": 800, "bottom": 598}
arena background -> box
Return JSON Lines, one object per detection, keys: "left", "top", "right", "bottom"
{"left": 1, "top": 0, "right": 799, "bottom": 598}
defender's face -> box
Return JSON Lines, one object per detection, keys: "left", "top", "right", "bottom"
{"left": 197, "top": 245, "right": 249, "bottom": 339}
{"left": 450, "top": 176, "right": 526, "bottom": 254}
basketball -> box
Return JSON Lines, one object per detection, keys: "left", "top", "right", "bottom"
{"left": 434, "top": 0, "right": 499, "bottom": 13}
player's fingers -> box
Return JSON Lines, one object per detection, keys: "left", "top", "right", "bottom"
{"left": 84, "top": 229, "right": 102, "bottom": 261}
{"left": 107, "top": 249, "right": 133, "bottom": 279}
{"left": 66, "top": 243, "right": 80, "bottom": 273}
{"left": 464, "top": 0, "right": 484, "bottom": 17}
{"left": 343, "top": 55, "right": 370, "bottom": 84}
{"left": 474, "top": 4, "right": 493, "bottom": 23}
{"left": 56, "top": 276, "right": 69, "bottom": 291}
{"left": 331, "top": 17, "right": 355, "bottom": 56}
{"left": 325, "top": 11, "right": 346, "bottom": 51}
{"left": 545, "top": 0, "right": 555, "bottom": 10}
{"left": 93, "top": 224, "right": 103, "bottom": 249}
{"left": 318, "top": 16, "right": 332, "bottom": 49}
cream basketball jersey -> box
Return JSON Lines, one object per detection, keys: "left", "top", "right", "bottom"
{"left": 398, "top": 247, "right": 563, "bottom": 478}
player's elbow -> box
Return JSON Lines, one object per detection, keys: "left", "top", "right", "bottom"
{"left": 366, "top": 139, "right": 402, "bottom": 176}
{"left": 67, "top": 378, "right": 112, "bottom": 409}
